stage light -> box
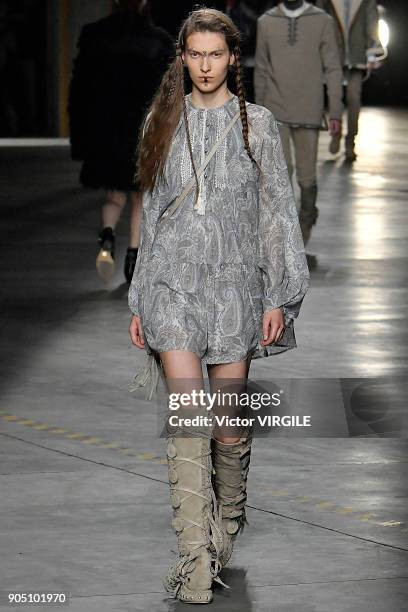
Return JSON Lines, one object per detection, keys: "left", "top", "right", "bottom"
{"left": 379, "top": 18, "right": 389, "bottom": 48}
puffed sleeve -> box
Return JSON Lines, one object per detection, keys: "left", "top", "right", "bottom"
{"left": 127, "top": 184, "right": 168, "bottom": 400}
{"left": 257, "top": 110, "right": 310, "bottom": 323}
{"left": 128, "top": 187, "right": 162, "bottom": 317}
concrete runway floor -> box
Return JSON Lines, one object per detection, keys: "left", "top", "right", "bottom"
{"left": 0, "top": 107, "right": 407, "bottom": 611}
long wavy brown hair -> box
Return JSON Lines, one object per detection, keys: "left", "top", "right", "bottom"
{"left": 135, "top": 6, "right": 260, "bottom": 197}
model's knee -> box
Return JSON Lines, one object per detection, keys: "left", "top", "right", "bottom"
{"left": 105, "top": 190, "right": 126, "bottom": 209}
{"left": 105, "top": 198, "right": 126, "bottom": 210}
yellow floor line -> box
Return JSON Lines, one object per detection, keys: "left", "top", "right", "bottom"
{"left": 316, "top": 501, "right": 336, "bottom": 509}
{"left": 0, "top": 412, "right": 164, "bottom": 464}
{"left": 97, "top": 441, "right": 121, "bottom": 449}
{"left": 337, "top": 507, "right": 354, "bottom": 514}
{"left": 66, "top": 433, "right": 89, "bottom": 440}
{"left": 81, "top": 437, "right": 104, "bottom": 445}
{"left": 357, "top": 513, "right": 378, "bottom": 521}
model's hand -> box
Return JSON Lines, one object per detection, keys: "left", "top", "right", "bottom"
{"left": 129, "top": 315, "right": 145, "bottom": 349}
{"left": 261, "top": 308, "right": 285, "bottom": 346}
{"left": 329, "top": 119, "right": 341, "bottom": 136}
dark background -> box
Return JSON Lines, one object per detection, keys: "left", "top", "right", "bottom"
{"left": 0, "top": 0, "right": 407, "bottom": 137}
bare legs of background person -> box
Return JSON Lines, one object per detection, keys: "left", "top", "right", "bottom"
{"left": 96, "top": 190, "right": 143, "bottom": 283}
{"left": 129, "top": 190, "right": 142, "bottom": 248}
{"left": 124, "top": 191, "right": 143, "bottom": 283}
{"left": 102, "top": 189, "right": 127, "bottom": 228}
{"left": 96, "top": 190, "right": 127, "bottom": 282}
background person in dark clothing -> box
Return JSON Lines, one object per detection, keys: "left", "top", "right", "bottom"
{"left": 227, "top": 0, "right": 275, "bottom": 102}
{"left": 68, "top": 0, "right": 174, "bottom": 283}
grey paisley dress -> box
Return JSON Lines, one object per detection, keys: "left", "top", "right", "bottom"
{"left": 128, "top": 93, "right": 310, "bottom": 396}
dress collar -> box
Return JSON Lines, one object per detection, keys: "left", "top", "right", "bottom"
{"left": 185, "top": 92, "right": 239, "bottom": 113}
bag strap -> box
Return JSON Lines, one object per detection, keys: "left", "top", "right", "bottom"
{"left": 160, "top": 109, "right": 241, "bottom": 221}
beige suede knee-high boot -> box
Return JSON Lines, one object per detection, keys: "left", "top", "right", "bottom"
{"left": 163, "top": 430, "right": 225, "bottom": 604}
{"left": 211, "top": 426, "right": 253, "bottom": 567}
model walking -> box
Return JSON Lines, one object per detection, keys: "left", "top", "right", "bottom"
{"left": 128, "top": 7, "right": 310, "bottom": 604}
{"left": 254, "top": 0, "right": 343, "bottom": 246}
{"left": 316, "top": 0, "right": 385, "bottom": 161}
{"left": 68, "top": 0, "right": 173, "bottom": 283}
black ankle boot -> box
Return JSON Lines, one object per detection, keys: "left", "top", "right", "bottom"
{"left": 96, "top": 226, "right": 116, "bottom": 283}
{"left": 124, "top": 247, "right": 138, "bottom": 283}
{"left": 98, "top": 226, "right": 115, "bottom": 257}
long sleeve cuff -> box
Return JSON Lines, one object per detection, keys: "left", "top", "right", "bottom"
{"left": 262, "top": 275, "right": 310, "bottom": 321}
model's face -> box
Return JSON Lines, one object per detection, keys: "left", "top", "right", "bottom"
{"left": 182, "top": 31, "right": 235, "bottom": 94}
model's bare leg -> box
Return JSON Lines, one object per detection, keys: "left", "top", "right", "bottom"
{"left": 207, "top": 355, "right": 252, "bottom": 443}
{"left": 207, "top": 354, "right": 254, "bottom": 567}
{"left": 159, "top": 350, "right": 222, "bottom": 603}
{"left": 160, "top": 350, "right": 203, "bottom": 378}
{"left": 159, "top": 349, "right": 204, "bottom": 403}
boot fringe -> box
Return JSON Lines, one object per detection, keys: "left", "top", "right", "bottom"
{"left": 211, "top": 429, "right": 254, "bottom": 568}
{"left": 164, "top": 550, "right": 200, "bottom": 595}
{"left": 164, "top": 435, "right": 230, "bottom": 599}
{"left": 207, "top": 490, "right": 230, "bottom": 588}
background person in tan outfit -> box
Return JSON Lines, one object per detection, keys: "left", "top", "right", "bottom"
{"left": 316, "top": 0, "right": 385, "bottom": 161}
{"left": 254, "top": 0, "right": 343, "bottom": 247}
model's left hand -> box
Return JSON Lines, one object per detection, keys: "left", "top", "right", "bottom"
{"left": 261, "top": 307, "right": 285, "bottom": 346}
{"left": 329, "top": 119, "right": 341, "bottom": 136}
